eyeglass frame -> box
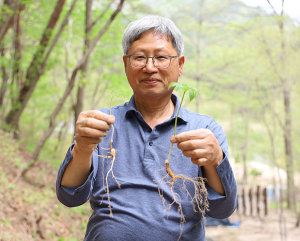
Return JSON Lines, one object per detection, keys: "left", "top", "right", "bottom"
{"left": 125, "top": 54, "right": 180, "bottom": 69}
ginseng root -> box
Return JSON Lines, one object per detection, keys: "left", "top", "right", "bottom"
{"left": 96, "top": 125, "right": 120, "bottom": 217}
{"left": 157, "top": 159, "right": 208, "bottom": 241}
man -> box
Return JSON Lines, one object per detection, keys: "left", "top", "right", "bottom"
{"left": 56, "top": 15, "right": 237, "bottom": 240}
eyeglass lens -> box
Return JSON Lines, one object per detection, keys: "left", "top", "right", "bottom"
{"left": 130, "top": 55, "right": 172, "bottom": 69}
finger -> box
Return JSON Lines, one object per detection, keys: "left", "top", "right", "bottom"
{"left": 81, "top": 110, "right": 115, "bottom": 125}
{"left": 191, "top": 157, "right": 209, "bottom": 166}
{"left": 75, "top": 136, "right": 103, "bottom": 146}
{"left": 170, "top": 129, "right": 209, "bottom": 143}
{"left": 78, "top": 116, "right": 112, "bottom": 132}
{"left": 77, "top": 127, "right": 109, "bottom": 138}
{"left": 181, "top": 149, "right": 206, "bottom": 159}
{"left": 177, "top": 139, "right": 206, "bottom": 151}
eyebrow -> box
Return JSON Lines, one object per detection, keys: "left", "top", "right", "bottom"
{"left": 133, "top": 47, "right": 167, "bottom": 53}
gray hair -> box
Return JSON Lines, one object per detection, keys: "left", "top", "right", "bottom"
{"left": 122, "top": 15, "right": 184, "bottom": 55}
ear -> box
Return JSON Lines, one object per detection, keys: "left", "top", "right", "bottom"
{"left": 178, "top": 55, "right": 185, "bottom": 77}
{"left": 123, "top": 55, "right": 127, "bottom": 69}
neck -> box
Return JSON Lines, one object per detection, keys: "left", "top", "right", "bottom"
{"left": 134, "top": 94, "right": 175, "bottom": 129}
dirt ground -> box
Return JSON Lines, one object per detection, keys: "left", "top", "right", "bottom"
{"left": 205, "top": 209, "right": 300, "bottom": 241}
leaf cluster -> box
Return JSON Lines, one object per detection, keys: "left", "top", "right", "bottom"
{"left": 169, "top": 82, "right": 200, "bottom": 102}
{"left": 107, "top": 90, "right": 122, "bottom": 99}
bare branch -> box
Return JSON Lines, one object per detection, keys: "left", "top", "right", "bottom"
{"left": 281, "top": 0, "right": 285, "bottom": 16}
{"left": 91, "top": 0, "right": 116, "bottom": 28}
{"left": 40, "top": 0, "right": 78, "bottom": 73}
{"left": 266, "top": 0, "right": 278, "bottom": 15}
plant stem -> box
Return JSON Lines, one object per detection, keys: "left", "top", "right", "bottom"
{"left": 165, "top": 91, "right": 187, "bottom": 164}
{"left": 110, "top": 96, "right": 113, "bottom": 115}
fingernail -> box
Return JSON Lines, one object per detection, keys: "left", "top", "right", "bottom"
{"left": 108, "top": 117, "right": 115, "bottom": 123}
{"left": 170, "top": 136, "right": 175, "bottom": 142}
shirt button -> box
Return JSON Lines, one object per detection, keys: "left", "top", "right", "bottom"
{"left": 147, "top": 128, "right": 152, "bottom": 133}
{"left": 149, "top": 141, "right": 153, "bottom": 146}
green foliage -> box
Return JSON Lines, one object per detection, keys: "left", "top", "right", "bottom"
{"left": 165, "top": 82, "right": 200, "bottom": 163}
{"left": 169, "top": 82, "right": 200, "bottom": 103}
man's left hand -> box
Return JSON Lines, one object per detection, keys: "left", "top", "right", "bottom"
{"left": 170, "top": 129, "right": 223, "bottom": 167}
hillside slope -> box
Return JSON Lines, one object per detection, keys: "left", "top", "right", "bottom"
{"left": 0, "top": 130, "right": 91, "bottom": 241}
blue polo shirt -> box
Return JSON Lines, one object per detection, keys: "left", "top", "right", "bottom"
{"left": 56, "top": 94, "right": 237, "bottom": 241}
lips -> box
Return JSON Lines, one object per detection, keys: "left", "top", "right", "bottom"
{"left": 142, "top": 77, "right": 160, "bottom": 84}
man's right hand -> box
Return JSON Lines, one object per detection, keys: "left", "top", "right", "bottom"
{"left": 74, "top": 110, "right": 115, "bottom": 154}
{"left": 61, "top": 110, "right": 115, "bottom": 188}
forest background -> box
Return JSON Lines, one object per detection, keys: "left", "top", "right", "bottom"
{"left": 0, "top": 0, "right": 299, "bottom": 240}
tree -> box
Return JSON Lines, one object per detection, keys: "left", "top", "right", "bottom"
{"left": 263, "top": 0, "right": 296, "bottom": 209}
{"left": 73, "top": 0, "right": 93, "bottom": 134}
{"left": 19, "top": 0, "right": 125, "bottom": 178}
{"left": 4, "top": 0, "right": 67, "bottom": 137}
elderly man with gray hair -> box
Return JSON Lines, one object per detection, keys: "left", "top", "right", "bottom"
{"left": 56, "top": 15, "right": 237, "bottom": 241}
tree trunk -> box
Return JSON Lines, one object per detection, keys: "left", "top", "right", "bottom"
{"left": 12, "top": 9, "right": 23, "bottom": 89}
{"left": 266, "top": 0, "right": 295, "bottom": 210}
{"left": 74, "top": 0, "right": 93, "bottom": 133}
{"left": 277, "top": 1, "right": 295, "bottom": 210}
{"left": 20, "top": 0, "right": 125, "bottom": 178}
{"left": 283, "top": 87, "right": 295, "bottom": 209}
{"left": 0, "top": 0, "right": 20, "bottom": 44}
{"left": 241, "top": 110, "right": 249, "bottom": 185}
{"left": 4, "top": 0, "right": 66, "bottom": 133}
{"left": 0, "top": 46, "right": 9, "bottom": 117}
{"left": 11, "top": 7, "right": 23, "bottom": 138}
{"left": 0, "top": 1, "right": 25, "bottom": 121}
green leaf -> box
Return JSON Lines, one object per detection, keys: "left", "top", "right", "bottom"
{"left": 170, "top": 83, "right": 200, "bottom": 103}
{"left": 189, "top": 89, "right": 195, "bottom": 102}
{"left": 168, "top": 82, "right": 180, "bottom": 89}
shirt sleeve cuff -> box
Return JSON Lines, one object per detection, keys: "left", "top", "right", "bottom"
{"left": 205, "top": 152, "right": 237, "bottom": 218}
{"left": 56, "top": 143, "right": 98, "bottom": 207}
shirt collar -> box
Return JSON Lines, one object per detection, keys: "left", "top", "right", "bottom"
{"left": 125, "top": 94, "right": 188, "bottom": 124}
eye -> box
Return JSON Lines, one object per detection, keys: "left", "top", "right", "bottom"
{"left": 133, "top": 55, "right": 146, "bottom": 61}
{"left": 155, "top": 55, "right": 169, "bottom": 60}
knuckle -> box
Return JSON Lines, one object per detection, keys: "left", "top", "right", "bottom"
{"left": 207, "top": 141, "right": 214, "bottom": 148}
{"left": 190, "top": 141, "right": 198, "bottom": 149}
{"left": 85, "top": 128, "right": 93, "bottom": 136}
{"left": 85, "top": 118, "right": 92, "bottom": 127}
{"left": 192, "top": 158, "right": 201, "bottom": 166}
{"left": 177, "top": 143, "right": 183, "bottom": 149}
{"left": 191, "top": 149, "right": 199, "bottom": 157}
{"left": 187, "top": 133, "right": 197, "bottom": 140}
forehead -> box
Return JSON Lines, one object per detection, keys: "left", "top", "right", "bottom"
{"left": 128, "top": 31, "right": 176, "bottom": 54}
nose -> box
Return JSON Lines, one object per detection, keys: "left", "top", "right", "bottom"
{"left": 143, "top": 57, "right": 158, "bottom": 72}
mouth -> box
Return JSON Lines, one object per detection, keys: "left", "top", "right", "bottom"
{"left": 141, "top": 77, "right": 160, "bottom": 85}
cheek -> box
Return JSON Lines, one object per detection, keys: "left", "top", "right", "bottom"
{"left": 125, "top": 68, "right": 135, "bottom": 79}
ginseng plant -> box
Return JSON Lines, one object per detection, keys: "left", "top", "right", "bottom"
{"left": 96, "top": 90, "right": 121, "bottom": 217}
{"left": 158, "top": 82, "right": 209, "bottom": 238}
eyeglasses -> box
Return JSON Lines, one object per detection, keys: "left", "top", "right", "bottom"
{"left": 126, "top": 54, "right": 179, "bottom": 69}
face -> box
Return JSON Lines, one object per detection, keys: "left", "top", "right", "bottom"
{"left": 123, "top": 31, "right": 185, "bottom": 101}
